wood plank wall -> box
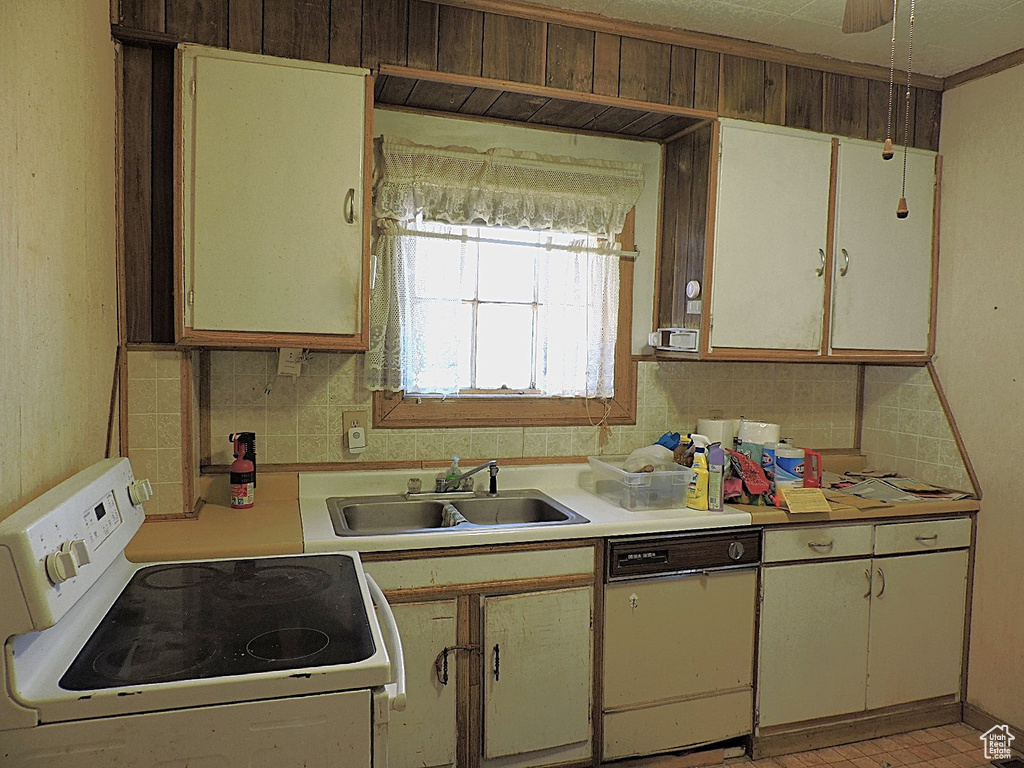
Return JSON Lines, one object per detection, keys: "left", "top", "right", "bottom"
{"left": 115, "top": 0, "right": 942, "bottom": 342}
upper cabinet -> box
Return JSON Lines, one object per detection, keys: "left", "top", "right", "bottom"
{"left": 176, "top": 45, "right": 372, "bottom": 349}
{"left": 708, "top": 123, "right": 834, "bottom": 353}
{"left": 656, "top": 119, "right": 939, "bottom": 362}
{"left": 830, "top": 139, "right": 937, "bottom": 354}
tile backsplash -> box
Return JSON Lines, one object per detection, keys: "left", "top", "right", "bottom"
{"left": 861, "top": 366, "right": 973, "bottom": 492}
{"left": 207, "top": 351, "right": 860, "bottom": 466}
{"left": 127, "top": 350, "right": 185, "bottom": 516}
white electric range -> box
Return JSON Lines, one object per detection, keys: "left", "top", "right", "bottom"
{"left": 0, "top": 458, "right": 406, "bottom": 767}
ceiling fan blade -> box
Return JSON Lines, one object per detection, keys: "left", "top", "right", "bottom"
{"left": 842, "top": 0, "right": 895, "bottom": 33}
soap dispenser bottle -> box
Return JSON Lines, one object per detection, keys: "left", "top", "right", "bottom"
{"left": 444, "top": 455, "right": 461, "bottom": 491}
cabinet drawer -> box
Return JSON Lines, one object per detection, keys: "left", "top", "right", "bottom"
{"left": 874, "top": 517, "right": 971, "bottom": 555}
{"left": 763, "top": 525, "right": 872, "bottom": 563}
{"left": 364, "top": 546, "right": 595, "bottom": 591}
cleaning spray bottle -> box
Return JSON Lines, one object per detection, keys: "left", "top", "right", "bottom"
{"left": 686, "top": 433, "right": 711, "bottom": 511}
{"left": 707, "top": 445, "right": 726, "bottom": 512}
{"left": 230, "top": 434, "right": 256, "bottom": 509}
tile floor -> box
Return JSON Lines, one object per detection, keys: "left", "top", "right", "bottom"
{"left": 711, "top": 724, "right": 998, "bottom": 768}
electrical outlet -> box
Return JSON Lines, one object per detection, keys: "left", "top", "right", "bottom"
{"left": 343, "top": 410, "right": 368, "bottom": 453}
{"left": 342, "top": 410, "right": 367, "bottom": 431}
{"left": 277, "top": 348, "right": 304, "bottom": 376}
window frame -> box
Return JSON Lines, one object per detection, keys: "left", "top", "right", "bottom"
{"left": 372, "top": 211, "right": 638, "bottom": 429}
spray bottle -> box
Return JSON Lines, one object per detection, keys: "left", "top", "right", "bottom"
{"left": 686, "top": 433, "right": 711, "bottom": 511}
{"left": 230, "top": 434, "right": 256, "bottom": 509}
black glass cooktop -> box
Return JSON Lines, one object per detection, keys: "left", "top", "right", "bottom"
{"left": 60, "top": 555, "right": 376, "bottom": 691}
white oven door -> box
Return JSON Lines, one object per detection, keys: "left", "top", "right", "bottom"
{"left": 2, "top": 689, "right": 373, "bottom": 767}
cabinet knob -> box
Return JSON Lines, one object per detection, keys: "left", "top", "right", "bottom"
{"left": 839, "top": 248, "right": 850, "bottom": 277}
{"left": 816, "top": 248, "right": 825, "bottom": 277}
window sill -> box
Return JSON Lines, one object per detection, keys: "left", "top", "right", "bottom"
{"left": 371, "top": 376, "right": 637, "bottom": 429}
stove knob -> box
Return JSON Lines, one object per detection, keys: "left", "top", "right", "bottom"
{"left": 128, "top": 478, "right": 153, "bottom": 506}
{"left": 45, "top": 550, "right": 78, "bottom": 584}
{"left": 728, "top": 541, "right": 745, "bottom": 561}
{"left": 61, "top": 539, "right": 92, "bottom": 567}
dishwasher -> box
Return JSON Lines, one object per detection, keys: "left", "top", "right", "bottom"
{"left": 601, "top": 529, "right": 761, "bottom": 762}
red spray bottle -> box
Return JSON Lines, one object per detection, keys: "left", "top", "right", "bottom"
{"left": 230, "top": 434, "right": 256, "bottom": 509}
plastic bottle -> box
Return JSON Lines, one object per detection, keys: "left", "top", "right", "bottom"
{"left": 229, "top": 435, "right": 255, "bottom": 509}
{"left": 707, "top": 446, "right": 725, "bottom": 512}
{"left": 444, "top": 455, "right": 461, "bottom": 490}
{"left": 686, "top": 434, "right": 711, "bottom": 511}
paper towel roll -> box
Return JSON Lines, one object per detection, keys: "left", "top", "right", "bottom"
{"left": 696, "top": 418, "right": 740, "bottom": 448}
{"left": 736, "top": 419, "right": 781, "bottom": 445}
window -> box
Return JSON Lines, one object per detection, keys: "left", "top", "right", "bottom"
{"left": 400, "top": 221, "right": 618, "bottom": 398}
{"left": 367, "top": 136, "right": 643, "bottom": 428}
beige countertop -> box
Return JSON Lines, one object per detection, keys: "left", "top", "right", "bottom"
{"left": 743, "top": 497, "right": 980, "bottom": 526}
{"left": 124, "top": 459, "right": 979, "bottom": 562}
{"left": 125, "top": 474, "right": 304, "bottom": 562}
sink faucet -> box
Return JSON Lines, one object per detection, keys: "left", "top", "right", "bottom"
{"left": 443, "top": 460, "right": 499, "bottom": 495}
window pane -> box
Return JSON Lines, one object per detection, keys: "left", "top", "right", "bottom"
{"left": 409, "top": 235, "right": 476, "bottom": 300}
{"left": 474, "top": 304, "right": 534, "bottom": 390}
{"left": 477, "top": 245, "right": 536, "bottom": 303}
{"left": 404, "top": 300, "right": 472, "bottom": 393}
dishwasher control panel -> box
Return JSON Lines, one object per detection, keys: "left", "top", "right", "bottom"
{"left": 607, "top": 530, "right": 761, "bottom": 580}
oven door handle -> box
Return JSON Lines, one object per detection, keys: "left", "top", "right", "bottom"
{"left": 366, "top": 574, "right": 407, "bottom": 712}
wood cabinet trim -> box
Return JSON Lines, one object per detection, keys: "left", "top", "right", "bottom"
{"left": 380, "top": 573, "right": 594, "bottom": 603}
{"left": 699, "top": 121, "right": 720, "bottom": 355}
{"left": 376, "top": 63, "right": 718, "bottom": 120}
{"left": 927, "top": 361, "right": 983, "bottom": 500}
{"left": 361, "top": 538, "right": 600, "bottom": 562}
{"left": 820, "top": 138, "right": 840, "bottom": 355}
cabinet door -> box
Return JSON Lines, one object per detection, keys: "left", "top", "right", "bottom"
{"left": 866, "top": 550, "right": 968, "bottom": 709}
{"left": 386, "top": 600, "right": 458, "bottom": 768}
{"left": 757, "top": 559, "right": 871, "bottom": 728}
{"left": 710, "top": 122, "right": 833, "bottom": 351}
{"left": 482, "top": 587, "right": 592, "bottom": 760}
{"left": 830, "top": 140, "right": 936, "bottom": 352}
{"left": 181, "top": 46, "right": 366, "bottom": 338}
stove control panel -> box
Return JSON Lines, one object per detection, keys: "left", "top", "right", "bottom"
{"left": 0, "top": 458, "right": 147, "bottom": 629}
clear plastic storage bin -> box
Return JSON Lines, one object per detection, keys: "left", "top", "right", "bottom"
{"left": 585, "top": 456, "right": 695, "bottom": 511}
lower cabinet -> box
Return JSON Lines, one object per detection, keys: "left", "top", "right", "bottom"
{"left": 387, "top": 600, "right": 459, "bottom": 768}
{"left": 365, "top": 546, "right": 596, "bottom": 768}
{"left": 757, "top": 520, "right": 971, "bottom": 730}
{"left": 482, "top": 588, "right": 593, "bottom": 760}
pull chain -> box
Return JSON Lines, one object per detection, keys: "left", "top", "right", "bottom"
{"left": 883, "top": 0, "right": 899, "bottom": 160}
{"left": 897, "top": 0, "right": 915, "bottom": 219}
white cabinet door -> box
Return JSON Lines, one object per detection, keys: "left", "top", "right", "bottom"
{"left": 482, "top": 587, "right": 592, "bottom": 760}
{"left": 830, "top": 140, "right": 936, "bottom": 352}
{"left": 757, "top": 559, "right": 871, "bottom": 728}
{"left": 866, "top": 550, "right": 969, "bottom": 709}
{"left": 181, "top": 45, "right": 367, "bottom": 337}
{"left": 710, "top": 121, "right": 833, "bottom": 351}
{"left": 386, "top": 600, "right": 458, "bottom": 768}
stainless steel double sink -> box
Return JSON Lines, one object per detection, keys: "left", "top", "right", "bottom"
{"left": 327, "top": 489, "right": 589, "bottom": 536}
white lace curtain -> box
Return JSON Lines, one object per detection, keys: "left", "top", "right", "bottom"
{"left": 365, "top": 137, "right": 645, "bottom": 396}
